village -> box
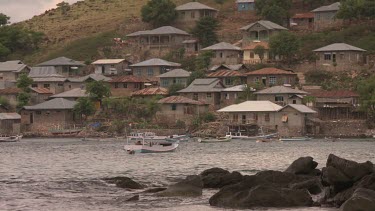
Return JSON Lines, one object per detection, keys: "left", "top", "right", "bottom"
{"left": 0, "top": 0, "right": 374, "bottom": 139}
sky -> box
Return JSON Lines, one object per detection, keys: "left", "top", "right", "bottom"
{"left": 0, "top": 0, "right": 80, "bottom": 23}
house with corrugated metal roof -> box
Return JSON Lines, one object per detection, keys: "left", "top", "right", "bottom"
{"left": 290, "top": 12, "right": 314, "bottom": 30}
{"left": 245, "top": 68, "right": 298, "bottom": 87}
{"left": 49, "top": 88, "right": 88, "bottom": 101}
{"left": 65, "top": 73, "right": 111, "bottom": 91}
{"left": 109, "top": 75, "right": 150, "bottom": 97}
{"left": 175, "top": 2, "right": 218, "bottom": 27}
{"left": 242, "top": 40, "right": 273, "bottom": 64}
{"left": 157, "top": 69, "right": 191, "bottom": 88}
{"left": 220, "top": 84, "right": 255, "bottom": 107}
{"left": 240, "top": 20, "right": 288, "bottom": 45}
{"left": 28, "top": 66, "right": 66, "bottom": 94}
{"left": 92, "top": 59, "right": 131, "bottom": 76}
{"left": 313, "top": 43, "right": 367, "bottom": 70}
{"left": 131, "top": 87, "right": 168, "bottom": 99}
{"left": 254, "top": 85, "right": 308, "bottom": 105}
{"left": 311, "top": 2, "right": 341, "bottom": 30}
{"left": 206, "top": 69, "right": 246, "bottom": 87}
{"left": 277, "top": 104, "right": 317, "bottom": 136}
{"left": 0, "top": 87, "right": 52, "bottom": 107}
{"left": 37, "top": 56, "right": 85, "bottom": 77}
{"left": 201, "top": 42, "right": 243, "bottom": 65}
{"left": 130, "top": 58, "right": 181, "bottom": 82}
{"left": 0, "top": 113, "right": 21, "bottom": 135}
{"left": 236, "top": 0, "right": 255, "bottom": 12}
{"left": 0, "top": 60, "right": 30, "bottom": 89}
{"left": 29, "top": 87, "right": 53, "bottom": 104}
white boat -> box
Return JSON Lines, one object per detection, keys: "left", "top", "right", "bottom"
{"left": 127, "top": 132, "right": 168, "bottom": 142}
{"left": 279, "top": 137, "right": 311, "bottom": 141}
{"left": 124, "top": 137, "right": 179, "bottom": 154}
{"left": 197, "top": 135, "right": 232, "bottom": 143}
{"left": 0, "top": 135, "right": 22, "bottom": 143}
{"left": 165, "top": 134, "right": 190, "bottom": 142}
{"left": 226, "top": 131, "right": 278, "bottom": 140}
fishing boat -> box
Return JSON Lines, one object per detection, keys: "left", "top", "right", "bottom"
{"left": 197, "top": 135, "right": 232, "bottom": 143}
{"left": 165, "top": 134, "right": 190, "bottom": 143}
{"left": 124, "top": 137, "right": 179, "bottom": 154}
{"left": 0, "top": 135, "right": 22, "bottom": 143}
{"left": 279, "top": 137, "right": 311, "bottom": 141}
{"left": 127, "top": 132, "right": 168, "bottom": 142}
{"left": 226, "top": 127, "right": 278, "bottom": 140}
{"left": 50, "top": 128, "right": 82, "bottom": 136}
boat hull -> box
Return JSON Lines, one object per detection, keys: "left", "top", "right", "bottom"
{"left": 0, "top": 135, "right": 22, "bottom": 143}
{"left": 279, "top": 137, "right": 311, "bottom": 141}
{"left": 124, "top": 143, "right": 179, "bottom": 153}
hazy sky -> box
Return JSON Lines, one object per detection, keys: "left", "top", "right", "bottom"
{"left": 0, "top": 0, "right": 80, "bottom": 23}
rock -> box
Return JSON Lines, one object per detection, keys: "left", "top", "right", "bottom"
{"left": 285, "top": 156, "right": 319, "bottom": 175}
{"left": 103, "top": 176, "right": 144, "bottom": 189}
{"left": 321, "top": 166, "right": 352, "bottom": 191}
{"left": 255, "top": 170, "right": 312, "bottom": 186}
{"left": 340, "top": 188, "right": 375, "bottom": 211}
{"left": 156, "top": 175, "right": 203, "bottom": 197}
{"left": 200, "top": 168, "right": 243, "bottom": 188}
{"left": 289, "top": 178, "right": 323, "bottom": 195}
{"left": 142, "top": 187, "right": 167, "bottom": 193}
{"left": 209, "top": 184, "right": 313, "bottom": 208}
{"left": 126, "top": 195, "right": 139, "bottom": 201}
{"left": 327, "top": 154, "right": 373, "bottom": 182}
{"left": 200, "top": 167, "right": 229, "bottom": 177}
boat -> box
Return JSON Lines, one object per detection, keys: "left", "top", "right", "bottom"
{"left": 0, "top": 135, "right": 22, "bottom": 143}
{"left": 124, "top": 137, "right": 179, "bottom": 154}
{"left": 256, "top": 137, "right": 282, "bottom": 143}
{"left": 279, "top": 137, "right": 311, "bottom": 141}
{"left": 126, "top": 132, "right": 168, "bottom": 142}
{"left": 50, "top": 128, "right": 82, "bottom": 136}
{"left": 226, "top": 128, "right": 278, "bottom": 140}
{"left": 197, "top": 135, "right": 232, "bottom": 143}
{"left": 165, "top": 134, "right": 190, "bottom": 143}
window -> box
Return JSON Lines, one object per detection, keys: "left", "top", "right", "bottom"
{"left": 176, "top": 78, "right": 184, "bottom": 84}
{"left": 293, "top": 100, "right": 297, "bottom": 104}
{"left": 207, "top": 93, "right": 212, "bottom": 98}
{"left": 115, "top": 83, "right": 118, "bottom": 88}
{"left": 275, "top": 96, "right": 284, "bottom": 102}
{"left": 191, "top": 11, "right": 195, "bottom": 18}
{"left": 340, "top": 53, "right": 345, "bottom": 60}
{"left": 225, "top": 93, "right": 229, "bottom": 100}
{"left": 332, "top": 53, "right": 336, "bottom": 62}
{"left": 123, "top": 83, "right": 128, "bottom": 88}
{"left": 31, "top": 84, "right": 37, "bottom": 88}
{"left": 171, "top": 104, "right": 177, "bottom": 110}
{"left": 250, "top": 52, "right": 255, "bottom": 58}
{"left": 224, "top": 78, "right": 232, "bottom": 85}
{"left": 134, "top": 83, "right": 139, "bottom": 89}
{"left": 220, "top": 52, "right": 223, "bottom": 58}
{"left": 253, "top": 113, "right": 258, "bottom": 121}
{"left": 135, "top": 69, "right": 142, "bottom": 76}
{"left": 242, "top": 115, "right": 246, "bottom": 124}
{"left": 265, "top": 113, "right": 270, "bottom": 122}
{"left": 147, "top": 68, "right": 154, "bottom": 76}
{"left": 111, "top": 64, "right": 115, "bottom": 68}
{"left": 324, "top": 53, "right": 332, "bottom": 60}
{"left": 44, "top": 84, "right": 50, "bottom": 89}
{"left": 233, "top": 114, "right": 239, "bottom": 122}
{"left": 36, "top": 111, "right": 42, "bottom": 115}
{"left": 193, "top": 93, "right": 198, "bottom": 100}
{"left": 162, "top": 80, "right": 169, "bottom": 87}
{"left": 254, "top": 77, "right": 259, "bottom": 83}
{"left": 269, "top": 76, "right": 276, "bottom": 85}
{"left": 58, "top": 83, "right": 63, "bottom": 87}
{"left": 234, "top": 93, "right": 238, "bottom": 99}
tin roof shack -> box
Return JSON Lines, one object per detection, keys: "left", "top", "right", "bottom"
{"left": 245, "top": 68, "right": 297, "bottom": 87}
{"left": 313, "top": 43, "right": 367, "bottom": 71}
{"left": 130, "top": 58, "right": 181, "bottom": 82}
{"left": 156, "top": 95, "right": 209, "bottom": 125}
{"left": 236, "top": 0, "right": 255, "bottom": 12}
{"left": 37, "top": 57, "right": 85, "bottom": 77}
{"left": 221, "top": 84, "right": 255, "bottom": 107}
{"left": 312, "top": 2, "right": 342, "bottom": 31}
{"left": 157, "top": 69, "right": 191, "bottom": 88}
{"left": 309, "top": 90, "right": 363, "bottom": 120}
{"left": 0, "top": 60, "right": 30, "bottom": 89}
{"left": 255, "top": 86, "right": 308, "bottom": 106}
{"left": 201, "top": 42, "right": 242, "bottom": 65}
{"left": 277, "top": 104, "right": 317, "bottom": 137}
{"left": 206, "top": 70, "right": 246, "bottom": 87}
{"left": 109, "top": 76, "right": 150, "bottom": 97}
{"left": 0, "top": 113, "right": 21, "bottom": 135}
{"left": 92, "top": 59, "right": 131, "bottom": 76}
{"left": 290, "top": 12, "right": 314, "bottom": 30}
{"left": 29, "top": 66, "right": 67, "bottom": 94}
{"left": 29, "top": 87, "right": 53, "bottom": 104}
{"left": 183, "top": 39, "right": 201, "bottom": 55}
{"left": 175, "top": 2, "right": 218, "bottom": 28}
{"left": 21, "top": 98, "right": 79, "bottom": 132}
{"left": 65, "top": 74, "right": 111, "bottom": 91}
{"left": 242, "top": 41, "right": 274, "bottom": 64}
{"left": 49, "top": 88, "right": 88, "bottom": 101}
{"left": 131, "top": 87, "right": 168, "bottom": 100}
{"left": 240, "top": 20, "right": 288, "bottom": 45}
{"left": 178, "top": 78, "right": 225, "bottom": 109}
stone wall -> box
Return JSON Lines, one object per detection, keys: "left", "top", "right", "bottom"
{"left": 317, "top": 120, "right": 368, "bottom": 137}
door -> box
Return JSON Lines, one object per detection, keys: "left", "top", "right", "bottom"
{"left": 242, "top": 115, "right": 246, "bottom": 124}
{"left": 30, "top": 113, "right": 34, "bottom": 124}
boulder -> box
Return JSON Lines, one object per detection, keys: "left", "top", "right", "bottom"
{"left": 285, "top": 156, "right": 319, "bottom": 175}
{"left": 200, "top": 167, "right": 229, "bottom": 177}
{"left": 321, "top": 166, "right": 352, "bottom": 191}
{"left": 103, "top": 176, "right": 144, "bottom": 189}
{"left": 209, "top": 184, "right": 313, "bottom": 208}
{"left": 156, "top": 175, "right": 203, "bottom": 197}
{"left": 340, "top": 188, "right": 375, "bottom": 211}
{"left": 327, "top": 154, "right": 373, "bottom": 182}
{"left": 255, "top": 170, "right": 313, "bottom": 186}
{"left": 201, "top": 168, "right": 243, "bottom": 188}
{"left": 289, "top": 178, "right": 323, "bottom": 195}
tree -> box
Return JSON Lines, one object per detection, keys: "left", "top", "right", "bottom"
{"left": 16, "top": 74, "right": 33, "bottom": 92}
{"left": 168, "top": 83, "right": 185, "bottom": 96}
{"left": 0, "top": 43, "right": 10, "bottom": 58}
{"left": 0, "top": 96, "right": 10, "bottom": 108}
{"left": 187, "top": 70, "right": 206, "bottom": 85}
{"left": 141, "top": 0, "right": 177, "bottom": 27}
{"left": 253, "top": 45, "right": 266, "bottom": 63}
{"left": 16, "top": 92, "right": 31, "bottom": 109}
{"left": 195, "top": 50, "right": 214, "bottom": 71}
{"left": 336, "top": 0, "right": 375, "bottom": 20}
{"left": 269, "top": 31, "right": 300, "bottom": 64}
{"left": 86, "top": 81, "right": 111, "bottom": 102}
{"left": 73, "top": 97, "right": 95, "bottom": 120}
{"left": 255, "top": 0, "right": 292, "bottom": 25}
{"left": 56, "top": 1, "right": 70, "bottom": 15}
{"left": 0, "top": 13, "right": 10, "bottom": 26}
{"left": 237, "top": 84, "right": 255, "bottom": 103}
{"left": 191, "top": 17, "right": 219, "bottom": 47}
{"left": 214, "top": 0, "right": 227, "bottom": 9}
{"left": 357, "top": 75, "right": 375, "bottom": 124}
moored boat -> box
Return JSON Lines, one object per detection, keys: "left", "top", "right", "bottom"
{"left": 127, "top": 132, "right": 168, "bottom": 142}
{"left": 165, "top": 134, "right": 190, "bottom": 142}
{"left": 279, "top": 137, "right": 311, "bottom": 141}
{"left": 0, "top": 135, "right": 22, "bottom": 143}
{"left": 124, "top": 137, "right": 179, "bottom": 154}
{"left": 197, "top": 135, "right": 232, "bottom": 143}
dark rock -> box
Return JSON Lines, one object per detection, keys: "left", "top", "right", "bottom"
{"left": 200, "top": 167, "right": 229, "bottom": 177}
{"left": 327, "top": 154, "right": 373, "bottom": 182}
{"left": 209, "top": 184, "right": 313, "bottom": 208}
{"left": 103, "top": 176, "right": 144, "bottom": 189}
{"left": 289, "top": 178, "right": 323, "bottom": 195}
{"left": 142, "top": 187, "right": 167, "bottom": 193}
{"left": 340, "top": 188, "right": 375, "bottom": 211}
{"left": 126, "top": 195, "right": 139, "bottom": 201}
{"left": 255, "top": 170, "right": 313, "bottom": 186}
{"left": 321, "top": 166, "right": 353, "bottom": 191}
{"left": 201, "top": 169, "right": 243, "bottom": 188}
{"left": 156, "top": 175, "right": 203, "bottom": 197}
{"left": 285, "top": 156, "right": 319, "bottom": 175}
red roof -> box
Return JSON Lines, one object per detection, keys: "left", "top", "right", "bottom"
{"left": 242, "top": 41, "right": 269, "bottom": 50}
{"left": 292, "top": 12, "right": 314, "bottom": 19}
{"left": 310, "top": 90, "right": 359, "bottom": 98}
{"left": 30, "top": 87, "right": 53, "bottom": 94}
{"left": 109, "top": 75, "right": 149, "bottom": 83}
{"left": 245, "top": 68, "right": 296, "bottom": 75}
{"left": 0, "top": 87, "right": 21, "bottom": 94}
{"left": 206, "top": 70, "right": 245, "bottom": 78}
{"left": 132, "top": 87, "right": 168, "bottom": 96}
{"left": 158, "top": 96, "right": 207, "bottom": 105}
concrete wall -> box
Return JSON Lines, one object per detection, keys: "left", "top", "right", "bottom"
{"left": 314, "top": 11, "right": 342, "bottom": 30}
{"left": 237, "top": 2, "right": 255, "bottom": 11}
{"left": 243, "top": 49, "right": 270, "bottom": 64}
{"left": 180, "top": 92, "right": 221, "bottom": 107}
{"left": 31, "top": 82, "right": 65, "bottom": 94}
{"left": 242, "top": 27, "right": 283, "bottom": 44}
{"left": 160, "top": 77, "right": 188, "bottom": 88}
{"left": 156, "top": 103, "right": 208, "bottom": 123}
{"left": 247, "top": 75, "right": 297, "bottom": 87}
{"left": 228, "top": 111, "right": 279, "bottom": 130}
{"left": 176, "top": 9, "right": 217, "bottom": 25}
{"left": 256, "top": 94, "right": 303, "bottom": 105}
{"left": 276, "top": 107, "right": 311, "bottom": 137}
{"left": 221, "top": 92, "right": 240, "bottom": 107}
{"left": 315, "top": 51, "right": 367, "bottom": 70}
{"left": 132, "top": 66, "right": 171, "bottom": 80}
{"left": 94, "top": 62, "right": 129, "bottom": 76}
{"left": 0, "top": 119, "right": 21, "bottom": 134}
{"left": 210, "top": 50, "right": 242, "bottom": 65}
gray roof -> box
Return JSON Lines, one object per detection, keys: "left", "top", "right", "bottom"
{"left": 209, "top": 64, "right": 245, "bottom": 71}
{"left": 68, "top": 74, "right": 111, "bottom": 82}
{"left": 37, "top": 57, "right": 85, "bottom": 67}
{"left": 280, "top": 104, "right": 316, "bottom": 114}
{"left": 0, "top": 113, "right": 21, "bottom": 120}
{"left": 312, "top": 2, "right": 340, "bottom": 12}
{"left": 29, "top": 66, "right": 64, "bottom": 78}
{"left": 313, "top": 43, "right": 366, "bottom": 52}
{"left": 31, "top": 77, "right": 67, "bottom": 82}
{"left": 130, "top": 58, "right": 181, "bottom": 67}
{"left": 24, "top": 98, "right": 77, "bottom": 110}
{"left": 0, "top": 60, "right": 29, "bottom": 73}
{"left": 241, "top": 20, "right": 288, "bottom": 31}
{"left": 92, "top": 59, "right": 125, "bottom": 65}
{"left": 50, "top": 88, "right": 88, "bottom": 98}
{"left": 255, "top": 86, "right": 307, "bottom": 95}
{"left": 178, "top": 78, "right": 224, "bottom": 93}
{"left": 202, "top": 42, "right": 241, "bottom": 51}
{"left": 127, "top": 26, "right": 190, "bottom": 37}
{"left": 156, "top": 69, "right": 191, "bottom": 78}
{"left": 223, "top": 84, "right": 255, "bottom": 92}
{"left": 176, "top": 2, "right": 217, "bottom": 11}
{"left": 236, "top": 0, "right": 255, "bottom": 3}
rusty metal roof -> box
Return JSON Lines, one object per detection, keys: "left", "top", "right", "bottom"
{"left": 109, "top": 75, "right": 149, "bottom": 83}
{"left": 292, "top": 12, "right": 314, "bottom": 19}
{"left": 245, "top": 68, "right": 296, "bottom": 75}
{"left": 0, "top": 87, "right": 21, "bottom": 95}
{"left": 30, "top": 87, "right": 53, "bottom": 94}
{"left": 206, "top": 70, "right": 245, "bottom": 78}
{"left": 132, "top": 87, "right": 168, "bottom": 96}
{"left": 0, "top": 113, "right": 21, "bottom": 120}
{"left": 158, "top": 96, "right": 207, "bottom": 105}
{"left": 310, "top": 90, "right": 359, "bottom": 98}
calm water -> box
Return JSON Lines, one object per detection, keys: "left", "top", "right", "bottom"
{"left": 1, "top": 138, "right": 375, "bottom": 211}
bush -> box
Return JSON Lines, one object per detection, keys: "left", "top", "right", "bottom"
{"left": 202, "top": 112, "right": 216, "bottom": 123}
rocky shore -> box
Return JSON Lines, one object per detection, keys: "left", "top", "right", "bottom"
{"left": 103, "top": 154, "right": 375, "bottom": 210}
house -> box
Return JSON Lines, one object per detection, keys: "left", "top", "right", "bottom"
{"left": 92, "top": 59, "right": 131, "bottom": 76}
{"left": 21, "top": 98, "right": 79, "bottom": 132}
{"left": 206, "top": 70, "right": 246, "bottom": 87}
{"left": 178, "top": 78, "right": 225, "bottom": 108}
{"left": 277, "top": 104, "right": 317, "bottom": 137}
{"left": 0, "top": 113, "right": 21, "bottom": 135}
{"left": 131, "top": 87, "right": 168, "bottom": 99}
{"left": 29, "top": 87, "right": 53, "bottom": 104}
{"left": 0, "top": 88, "right": 21, "bottom": 107}
{"left": 109, "top": 75, "right": 150, "bottom": 97}
{"left": 290, "top": 12, "right": 314, "bottom": 30}
{"left": 313, "top": 43, "right": 367, "bottom": 71}
{"left": 240, "top": 20, "right": 288, "bottom": 45}
{"left": 312, "top": 2, "right": 341, "bottom": 30}
{"left": 130, "top": 58, "right": 181, "bottom": 81}
{"left": 245, "top": 68, "right": 298, "bottom": 87}
{"left": 0, "top": 87, "right": 52, "bottom": 107}
{"left": 201, "top": 42, "right": 242, "bottom": 65}
{"left": 242, "top": 41, "right": 272, "bottom": 64}
{"left": 126, "top": 26, "right": 191, "bottom": 53}
{"left": 37, "top": 56, "right": 85, "bottom": 77}
{"left": 0, "top": 60, "right": 30, "bottom": 89}
{"left": 156, "top": 95, "right": 209, "bottom": 124}
{"left": 221, "top": 84, "right": 255, "bottom": 107}
{"left": 157, "top": 69, "right": 191, "bottom": 88}
{"left": 209, "top": 64, "right": 247, "bottom": 72}
{"left": 254, "top": 85, "right": 308, "bottom": 105}
{"left": 65, "top": 74, "right": 111, "bottom": 91}
{"left": 183, "top": 39, "right": 201, "bottom": 55}
{"left": 49, "top": 88, "right": 88, "bottom": 101}
{"left": 29, "top": 66, "right": 66, "bottom": 94}
{"left": 175, "top": 2, "right": 218, "bottom": 27}
{"left": 236, "top": 0, "right": 255, "bottom": 12}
